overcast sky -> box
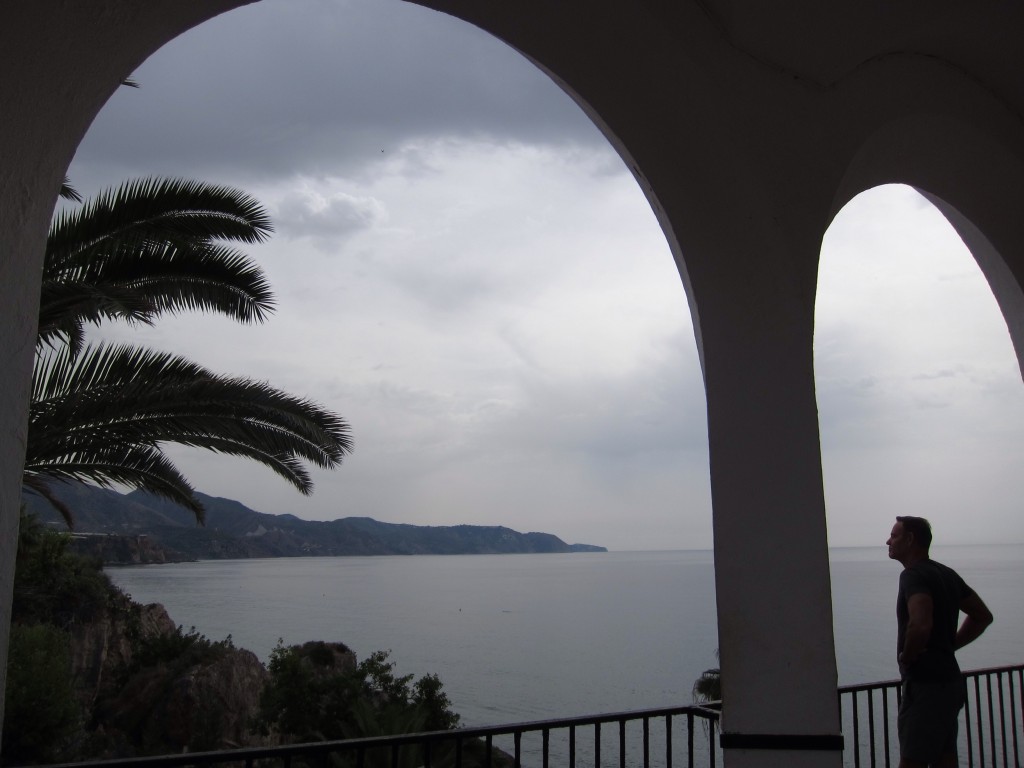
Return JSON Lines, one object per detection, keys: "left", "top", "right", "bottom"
{"left": 65, "top": 0, "right": 1024, "bottom": 550}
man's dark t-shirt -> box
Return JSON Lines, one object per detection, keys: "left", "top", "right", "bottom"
{"left": 897, "top": 559, "right": 973, "bottom": 682}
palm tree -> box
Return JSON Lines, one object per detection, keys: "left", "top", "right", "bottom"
{"left": 25, "top": 178, "right": 353, "bottom": 526}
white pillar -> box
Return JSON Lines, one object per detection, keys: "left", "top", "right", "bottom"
{"left": 676, "top": 211, "right": 842, "bottom": 767}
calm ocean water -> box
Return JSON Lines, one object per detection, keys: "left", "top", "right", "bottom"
{"left": 105, "top": 545, "right": 1024, "bottom": 729}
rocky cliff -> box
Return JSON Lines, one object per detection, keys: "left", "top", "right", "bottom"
{"left": 65, "top": 592, "right": 271, "bottom": 756}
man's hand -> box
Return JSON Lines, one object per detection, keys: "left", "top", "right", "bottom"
{"left": 955, "top": 592, "right": 993, "bottom": 650}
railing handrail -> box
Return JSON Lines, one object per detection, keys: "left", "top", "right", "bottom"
{"left": 837, "top": 662, "right": 1024, "bottom": 694}
{"left": 32, "top": 663, "right": 1024, "bottom": 768}
{"left": 39, "top": 703, "right": 721, "bottom": 768}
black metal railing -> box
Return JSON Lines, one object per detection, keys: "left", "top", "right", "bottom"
{"left": 36, "top": 664, "right": 1023, "bottom": 768}
{"left": 42, "top": 704, "right": 723, "bottom": 768}
{"left": 839, "top": 664, "right": 1024, "bottom": 768}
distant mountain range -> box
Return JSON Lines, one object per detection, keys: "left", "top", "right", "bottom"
{"left": 22, "top": 481, "right": 606, "bottom": 561}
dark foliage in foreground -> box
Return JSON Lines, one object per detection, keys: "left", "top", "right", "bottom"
{"left": 4, "top": 514, "right": 463, "bottom": 765}
{"left": 257, "top": 644, "right": 460, "bottom": 743}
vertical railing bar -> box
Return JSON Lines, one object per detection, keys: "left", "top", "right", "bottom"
{"left": 425, "top": 739, "right": 433, "bottom": 768}
{"left": 1009, "top": 671, "right": 1020, "bottom": 768}
{"left": 594, "top": 722, "right": 601, "bottom": 768}
{"left": 852, "top": 689, "right": 861, "bottom": 768}
{"left": 998, "top": 671, "right": 1008, "bottom": 768}
{"left": 486, "top": 734, "right": 493, "bottom": 768}
{"left": 686, "top": 712, "right": 694, "bottom": 768}
{"left": 965, "top": 674, "right": 975, "bottom": 768}
{"left": 542, "top": 728, "right": 550, "bottom": 768}
{"left": 975, "top": 675, "right": 986, "bottom": 768}
{"left": 570, "top": 725, "right": 576, "bottom": 768}
{"left": 619, "top": 719, "right": 627, "bottom": 768}
{"left": 665, "top": 714, "right": 673, "bottom": 768}
{"left": 868, "top": 688, "right": 877, "bottom": 768}
{"left": 988, "top": 674, "right": 997, "bottom": 767}
{"left": 514, "top": 730, "right": 522, "bottom": 768}
{"left": 455, "top": 736, "right": 464, "bottom": 768}
{"left": 838, "top": 690, "right": 846, "bottom": 768}
{"left": 642, "top": 716, "right": 650, "bottom": 768}
{"left": 882, "top": 685, "right": 891, "bottom": 768}
{"left": 837, "top": 690, "right": 844, "bottom": 764}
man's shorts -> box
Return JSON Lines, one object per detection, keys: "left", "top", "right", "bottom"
{"left": 897, "top": 677, "right": 967, "bottom": 764}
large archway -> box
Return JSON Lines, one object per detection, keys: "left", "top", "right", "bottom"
{"left": 11, "top": 0, "right": 723, "bottom": 742}
{"left": 817, "top": 184, "right": 1024, "bottom": 680}
{"left": 8, "top": 3, "right": 1024, "bottom": 765}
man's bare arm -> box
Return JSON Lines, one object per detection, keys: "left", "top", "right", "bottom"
{"left": 955, "top": 592, "right": 993, "bottom": 650}
{"left": 900, "top": 593, "right": 933, "bottom": 666}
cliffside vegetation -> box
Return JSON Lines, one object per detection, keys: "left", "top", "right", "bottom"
{"left": 256, "top": 643, "right": 458, "bottom": 742}
{"left": 3, "top": 514, "right": 462, "bottom": 765}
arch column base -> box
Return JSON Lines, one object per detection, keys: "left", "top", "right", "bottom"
{"left": 723, "top": 748, "right": 843, "bottom": 768}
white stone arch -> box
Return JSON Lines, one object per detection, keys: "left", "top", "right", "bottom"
{"left": 2, "top": 6, "right": 846, "bottom": 764}
{"left": 832, "top": 108, "right": 1024, "bottom": 383}
{"left": 2, "top": 0, "right": 752, "bottom": 747}
{"left": 814, "top": 100, "right": 1024, "bottom": 695}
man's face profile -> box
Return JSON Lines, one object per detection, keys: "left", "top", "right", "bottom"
{"left": 887, "top": 521, "right": 911, "bottom": 562}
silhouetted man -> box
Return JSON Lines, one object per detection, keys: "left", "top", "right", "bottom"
{"left": 887, "top": 516, "right": 993, "bottom": 768}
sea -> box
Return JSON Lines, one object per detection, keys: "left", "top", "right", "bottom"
{"left": 105, "top": 544, "right": 1024, "bottom": 731}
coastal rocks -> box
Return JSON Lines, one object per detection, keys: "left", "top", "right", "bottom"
{"left": 69, "top": 598, "right": 176, "bottom": 706}
{"left": 64, "top": 589, "right": 270, "bottom": 756}
{"left": 98, "top": 646, "right": 270, "bottom": 754}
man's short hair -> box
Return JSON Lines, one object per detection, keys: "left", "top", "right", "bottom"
{"left": 896, "top": 516, "right": 933, "bottom": 552}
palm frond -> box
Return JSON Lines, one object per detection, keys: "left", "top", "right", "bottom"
{"left": 22, "top": 475, "right": 75, "bottom": 528}
{"left": 30, "top": 176, "right": 353, "bottom": 527}
{"left": 59, "top": 177, "right": 82, "bottom": 203}
{"left": 37, "top": 281, "right": 158, "bottom": 355}
{"left": 48, "top": 177, "right": 272, "bottom": 258}
{"left": 23, "top": 444, "right": 204, "bottom": 523}
{"left": 41, "top": 178, "right": 275, "bottom": 344}
{"left": 28, "top": 344, "right": 353, "bottom": 520}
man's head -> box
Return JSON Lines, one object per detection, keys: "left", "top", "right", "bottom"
{"left": 887, "top": 516, "right": 932, "bottom": 564}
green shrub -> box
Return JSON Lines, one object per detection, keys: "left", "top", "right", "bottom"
{"left": 257, "top": 645, "right": 460, "bottom": 745}
{"left": 130, "top": 626, "right": 234, "bottom": 672}
{"left": 13, "top": 513, "right": 116, "bottom": 629}
{"left": 2, "top": 623, "right": 82, "bottom": 764}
